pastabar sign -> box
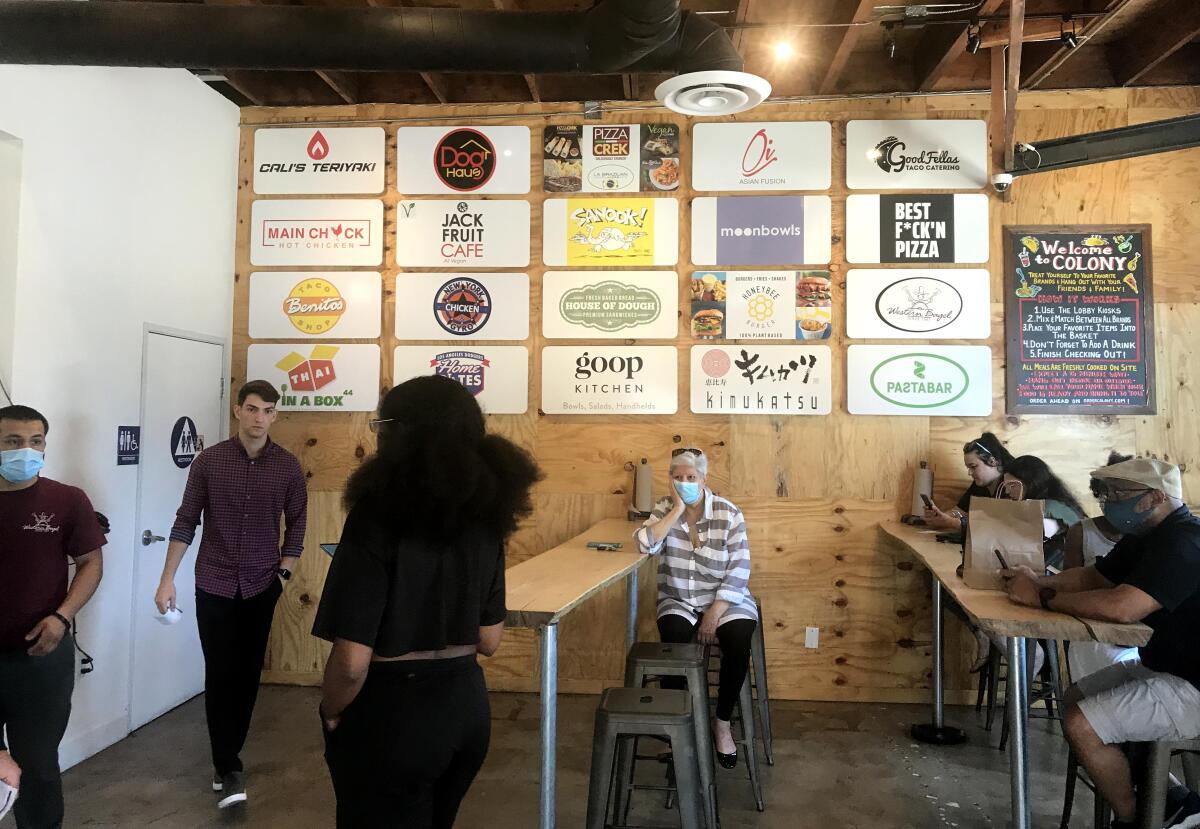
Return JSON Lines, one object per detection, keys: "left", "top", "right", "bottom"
{"left": 395, "top": 199, "right": 530, "bottom": 267}
{"left": 247, "top": 344, "right": 380, "bottom": 412}
{"left": 847, "top": 345, "right": 992, "bottom": 416}
{"left": 691, "top": 196, "right": 831, "bottom": 266}
{"left": 542, "top": 271, "right": 677, "bottom": 339}
{"left": 691, "top": 345, "right": 831, "bottom": 415}
{"left": 543, "top": 198, "right": 679, "bottom": 266}
{"left": 396, "top": 126, "right": 530, "bottom": 194}
{"left": 253, "top": 127, "right": 385, "bottom": 195}
{"left": 541, "top": 347, "right": 677, "bottom": 415}
{"left": 394, "top": 273, "right": 529, "bottom": 341}
{"left": 393, "top": 346, "right": 529, "bottom": 414}
{"left": 691, "top": 122, "right": 832, "bottom": 191}
{"left": 846, "top": 120, "right": 988, "bottom": 189}
{"left": 846, "top": 269, "right": 990, "bottom": 339}
{"left": 249, "top": 272, "right": 382, "bottom": 339}
{"left": 845, "top": 194, "right": 989, "bottom": 264}
{"left": 250, "top": 199, "right": 383, "bottom": 267}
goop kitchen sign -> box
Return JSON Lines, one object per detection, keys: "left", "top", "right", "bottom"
{"left": 396, "top": 199, "right": 530, "bottom": 267}
{"left": 394, "top": 273, "right": 530, "bottom": 341}
{"left": 847, "top": 345, "right": 992, "bottom": 416}
{"left": 541, "top": 347, "right": 677, "bottom": 415}
{"left": 542, "top": 271, "right": 677, "bottom": 339}
{"left": 249, "top": 272, "right": 382, "bottom": 339}
{"left": 251, "top": 199, "right": 383, "bottom": 267}
{"left": 846, "top": 194, "right": 989, "bottom": 264}
{"left": 846, "top": 120, "right": 987, "bottom": 189}
{"left": 253, "top": 127, "right": 385, "bottom": 195}
{"left": 691, "top": 122, "right": 832, "bottom": 191}
{"left": 246, "top": 344, "right": 380, "bottom": 412}
{"left": 691, "top": 345, "right": 831, "bottom": 416}
{"left": 846, "top": 269, "right": 990, "bottom": 340}
{"left": 396, "top": 126, "right": 530, "bottom": 194}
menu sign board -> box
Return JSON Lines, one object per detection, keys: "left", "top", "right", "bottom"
{"left": 846, "top": 120, "right": 988, "bottom": 190}
{"left": 1004, "top": 226, "right": 1156, "bottom": 414}
{"left": 396, "top": 126, "right": 531, "bottom": 194}
{"left": 542, "top": 124, "right": 679, "bottom": 193}
{"left": 845, "top": 194, "right": 989, "bottom": 264}
{"left": 690, "top": 345, "right": 832, "bottom": 415}
{"left": 689, "top": 271, "right": 832, "bottom": 341}
{"left": 691, "top": 122, "right": 832, "bottom": 191}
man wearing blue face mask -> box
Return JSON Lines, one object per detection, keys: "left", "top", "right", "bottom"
{"left": 1002, "top": 458, "right": 1200, "bottom": 829}
{"left": 0, "top": 404, "right": 105, "bottom": 829}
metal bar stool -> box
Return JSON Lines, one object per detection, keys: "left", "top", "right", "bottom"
{"left": 749, "top": 601, "right": 775, "bottom": 766}
{"left": 586, "top": 687, "right": 705, "bottom": 829}
{"left": 1088, "top": 738, "right": 1200, "bottom": 829}
{"left": 975, "top": 638, "right": 1066, "bottom": 747}
{"left": 705, "top": 647, "right": 766, "bottom": 812}
{"left": 625, "top": 642, "right": 719, "bottom": 829}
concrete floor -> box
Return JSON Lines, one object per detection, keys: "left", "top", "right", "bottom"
{"left": 2, "top": 687, "right": 1092, "bottom": 828}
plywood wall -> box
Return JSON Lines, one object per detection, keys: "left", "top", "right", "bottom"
{"left": 237, "top": 88, "right": 1200, "bottom": 702}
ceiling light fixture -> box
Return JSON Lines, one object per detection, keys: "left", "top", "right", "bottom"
{"left": 1060, "top": 17, "right": 1078, "bottom": 49}
{"left": 773, "top": 41, "right": 795, "bottom": 60}
{"left": 655, "top": 71, "right": 772, "bottom": 116}
{"left": 966, "top": 23, "right": 981, "bottom": 55}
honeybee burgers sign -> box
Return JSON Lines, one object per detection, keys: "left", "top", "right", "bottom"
{"left": 396, "top": 126, "right": 531, "bottom": 194}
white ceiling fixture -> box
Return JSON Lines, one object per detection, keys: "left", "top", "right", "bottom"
{"left": 655, "top": 70, "right": 772, "bottom": 116}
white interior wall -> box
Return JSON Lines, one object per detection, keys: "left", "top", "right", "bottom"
{"left": 0, "top": 130, "right": 21, "bottom": 395}
{"left": 0, "top": 66, "right": 239, "bottom": 767}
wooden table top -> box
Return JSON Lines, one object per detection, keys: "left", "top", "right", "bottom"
{"left": 881, "top": 521, "right": 1151, "bottom": 647}
{"left": 505, "top": 518, "right": 648, "bottom": 628}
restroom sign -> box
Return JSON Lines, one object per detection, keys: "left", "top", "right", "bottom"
{"left": 117, "top": 426, "right": 140, "bottom": 466}
{"left": 170, "top": 417, "right": 202, "bottom": 468}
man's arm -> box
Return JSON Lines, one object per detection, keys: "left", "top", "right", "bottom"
{"left": 26, "top": 548, "right": 103, "bottom": 656}
{"left": 1034, "top": 564, "right": 1113, "bottom": 593}
{"left": 155, "top": 541, "right": 190, "bottom": 613}
{"left": 1048, "top": 584, "right": 1161, "bottom": 625}
{"left": 157, "top": 455, "right": 207, "bottom": 612}
{"left": 279, "top": 463, "right": 308, "bottom": 576}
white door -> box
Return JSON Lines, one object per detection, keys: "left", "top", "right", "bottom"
{"left": 129, "top": 330, "right": 226, "bottom": 730}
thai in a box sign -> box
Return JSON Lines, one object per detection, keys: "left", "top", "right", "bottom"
{"left": 396, "top": 126, "right": 531, "bottom": 194}
{"left": 691, "top": 196, "right": 832, "bottom": 266}
{"left": 690, "top": 345, "right": 832, "bottom": 415}
{"left": 845, "top": 194, "right": 989, "bottom": 264}
{"left": 394, "top": 273, "right": 529, "bottom": 341}
{"left": 253, "top": 127, "right": 385, "bottom": 194}
{"left": 542, "top": 198, "right": 679, "bottom": 266}
{"left": 847, "top": 345, "right": 992, "bottom": 416}
{"left": 691, "top": 122, "right": 832, "bottom": 191}
{"left": 846, "top": 269, "right": 990, "bottom": 339}
{"left": 251, "top": 199, "right": 383, "bottom": 267}
{"left": 249, "top": 272, "right": 382, "bottom": 339}
{"left": 246, "top": 344, "right": 380, "bottom": 412}
{"left": 542, "top": 272, "right": 678, "bottom": 339}
{"left": 394, "top": 346, "right": 529, "bottom": 414}
{"left": 395, "top": 199, "right": 531, "bottom": 268}
{"left": 846, "top": 120, "right": 988, "bottom": 190}
{"left": 540, "top": 347, "right": 677, "bottom": 415}
{"left": 542, "top": 124, "right": 680, "bottom": 193}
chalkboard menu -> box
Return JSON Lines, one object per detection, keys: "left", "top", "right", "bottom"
{"left": 1004, "top": 226, "right": 1156, "bottom": 415}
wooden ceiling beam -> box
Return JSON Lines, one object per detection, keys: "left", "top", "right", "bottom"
{"left": 220, "top": 70, "right": 266, "bottom": 106}
{"left": 1004, "top": 0, "right": 1025, "bottom": 173}
{"left": 315, "top": 70, "right": 358, "bottom": 104}
{"left": 914, "top": 0, "right": 1005, "bottom": 92}
{"left": 730, "top": 0, "right": 757, "bottom": 54}
{"left": 817, "top": 0, "right": 876, "bottom": 95}
{"left": 977, "top": 18, "right": 1061, "bottom": 49}
{"left": 418, "top": 72, "right": 450, "bottom": 104}
{"left": 1107, "top": 0, "right": 1200, "bottom": 87}
{"left": 1022, "top": 0, "right": 1136, "bottom": 89}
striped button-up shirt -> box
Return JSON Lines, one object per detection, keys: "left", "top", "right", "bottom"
{"left": 634, "top": 490, "right": 757, "bottom": 624}
{"left": 170, "top": 436, "right": 308, "bottom": 599}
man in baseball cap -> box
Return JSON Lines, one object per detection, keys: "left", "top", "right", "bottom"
{"left": 1003, "top": 457, "right": 1199, "bottom": 828}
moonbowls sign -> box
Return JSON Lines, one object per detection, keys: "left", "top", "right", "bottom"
{"left": 691, "top": 196, "right": 832, "bottom": 266}
{"left": 847, "top": 345, "right": 992, "bottom": 416}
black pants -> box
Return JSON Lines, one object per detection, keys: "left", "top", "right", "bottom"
{"left": 195, "top": 580, "right": 281, "bottom": 777}
{"left": 657, "top": 614, "right": 757, "bottom": 721}
{"left": 323, "top": 655, "right": 490, "bottom": 829}
{"left": 0, "top": 634, "right": 75, "bottom": 829}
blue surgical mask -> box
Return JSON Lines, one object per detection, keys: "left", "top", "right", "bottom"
{"left": 1102, "top": 495, "right": 1150, "bottom": 533}
{"left": 0, "top": 448, "right": 44, "bottom": 483}
{"left": 673, "top": 480, "right": 703, "bottom": 506}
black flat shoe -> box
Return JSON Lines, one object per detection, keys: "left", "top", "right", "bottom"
{"left": 717, "top": 751, "right": 738, "bottom": 770}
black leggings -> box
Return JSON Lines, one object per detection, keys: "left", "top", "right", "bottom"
{"left": 323, "top": 655, "right": 490, "bottom": 829}
{"left": 657, "top": 614, "right": 757, "bottom": 721}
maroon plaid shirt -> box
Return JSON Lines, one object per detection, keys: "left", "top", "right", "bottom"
{"left": 170, "top": 435, "right": 307, "bottom": 599}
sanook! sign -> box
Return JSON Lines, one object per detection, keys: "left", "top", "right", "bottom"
{"left": 396, "top": 199, "right": 530, "bottom": 267}
{"left": 394, "top": 273, "right": 529, "bottom": 341}
{"left": 542, "top": 271, "right": 677, "bottom": 339}
{"left": 542, "top": 123, "right": 679, "bottom": 193}
{"left": 396, "top": 126, "right": 530, "bottom": 195}
{"left": 847, "top": 345, "right": 992, "bottom": 416}
{"left": 845, "top": 194, "right": 989, "bottom": 264}
{"left": 690, "top": 345, "right": 831, "bottom": 416}
{"left": 251, "top": 199, "right": 383, "bottom": 267}
{"left": 846, "top": 120, "right": 987, "bottom": 189}
{"left": 253, "top": 127, "right": 385, "bottom": 195}
{"left": 691, "top": 196, "right": 832, "bottom": 266}
{"left": 846, "top": 269, "right": 990, "bottom": 340}
{"left": 691, "top": 122, "right": 832, "bottom": 191}
{"left": 541, "top": 347, "right": 677, "bottom": 415}
{"left": 543, "top": 198, "right": 678, "bottom": 266}
{"left": 394, "top": 346, "right": 529, "bottom": 414}
{"left": 247, "top": 344, "right": 380, "bottom": 412}
{"left": 249, "top": 272, "right": 382, "bottom": 339}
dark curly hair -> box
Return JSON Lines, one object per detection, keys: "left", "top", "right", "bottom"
{"left": 1006, "top": 455, "right": 1087, "bottom": 518}
{"left": 344, "top": 376, "right": 542, "bottom": 541}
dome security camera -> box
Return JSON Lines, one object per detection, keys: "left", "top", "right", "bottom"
{"left": 992, "top": 172, "right": 1014, "bottom": 193}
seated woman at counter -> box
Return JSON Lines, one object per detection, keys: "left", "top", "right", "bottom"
{"left": 635, "top": 448, "right": 758, "bottom": 770}
{"left": 999, "top": 454, "right": 1088, "bottom": 568}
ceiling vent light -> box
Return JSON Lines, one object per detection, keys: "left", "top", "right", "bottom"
{"left": 655, "top": 70, "right": 772, "bottom": 116}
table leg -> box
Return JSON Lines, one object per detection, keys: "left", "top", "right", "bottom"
{"left": 539, "top": 622, "right": 559, "bottom": 829}
{"left": 912, "top": 581, "right": 967, "bottom": 745}
{"left": 625, "top": 569, "right": 639, "bottom": 655}
{"left": 1007, "top": 636, "right": 1031, "bottom": 829}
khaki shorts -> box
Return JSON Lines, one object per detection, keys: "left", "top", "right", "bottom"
{"left": 1076, "top": 662, "right": 1200, "bottom": 745}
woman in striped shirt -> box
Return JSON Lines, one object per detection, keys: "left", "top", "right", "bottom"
{"left": 635, "top": 448, "right": 758, "bottom": 769}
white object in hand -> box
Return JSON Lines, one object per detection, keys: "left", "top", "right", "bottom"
{"left": 0, "top": 780, "right": 16, "bottom": 821}
{"left": 155, "top": 607, "right": 183, "bottom": 626}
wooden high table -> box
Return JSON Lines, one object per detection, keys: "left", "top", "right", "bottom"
{"left": 505, "top": 518, "right": 648, "bottom": 829}
{"left": 882, "top": 521, "right": 1151, "bottom": 829}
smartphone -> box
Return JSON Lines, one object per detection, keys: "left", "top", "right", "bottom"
{"left": 994, "top": 549, "right": 1010, "bottom": 570}
{"left": 587, "top": 541, "right": 623, "bottom": 551}
{"left": 920, "top": 494, "right": 934, "bottom": 510}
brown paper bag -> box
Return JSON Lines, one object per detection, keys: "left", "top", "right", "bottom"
{"left": 963, "top": 496, "right": 1045, "bottom": 590}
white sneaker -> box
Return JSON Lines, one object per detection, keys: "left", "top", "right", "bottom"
{"left": 217, "top": 772, "right": 247, "bottom": 809}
